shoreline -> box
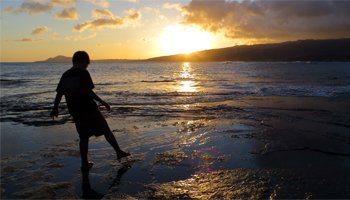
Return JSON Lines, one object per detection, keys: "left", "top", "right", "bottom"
{"left": 1, "top": 95, "right": 350, "bottom": 199}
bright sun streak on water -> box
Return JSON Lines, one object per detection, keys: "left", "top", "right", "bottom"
{"left": 178, "top": 62, "right": 197, "bottom": 93}
{"left": 161, "top": 25, "right": 212, "bottom": 55}
{"left": 179, "top": 81, "right": 196, "bottom": 93}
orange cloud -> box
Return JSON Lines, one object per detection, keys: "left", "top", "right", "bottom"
{"left": 74, "top": 10, "right": 141, "bottom": 32}
{"left": 3, "top": 0, "right": 76, "bottom": 15}
{"left": 3, "top": 6, "right": 16, "bottom": 14}
{"left": 4, "top": 1, "right": 52, "bottom": 15}
{"left": 126, "top": 0, "right": 139, "bottom": 3}
{"left": 15, "top": 38, "right": 43, "bottom": 42}
{"left": 162, "top": 3, "right": 183, "bottom": 11}
{"left": 126, "top": 9, "right": 141, "bottom": 20}
{"left": 182, "top": 0, "right": 350, "bottom": 41}
{"left": 74, "top": 18, "right": 123, "bottom": 32}
{"left": 91, "top": 9, "right": 114, "bottom": 18}
{"left": 50, "top": 0, "right": 76, "bottom": 7}
{"left": 32, "top": 26, "right": 49, "bottom": 35}
{"left": 84, "top": 0, "right": 109, "bottom": 8}
{"left": 56, "top": 7, "right": 79, "bottom": 20}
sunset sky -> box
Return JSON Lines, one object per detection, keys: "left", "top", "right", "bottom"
{"left": 1, "top": 0, "right": 350, "bottom": 62}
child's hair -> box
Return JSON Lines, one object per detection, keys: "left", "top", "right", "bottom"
{"left": 72, "top": 51, "right": 90, "bottom": 64}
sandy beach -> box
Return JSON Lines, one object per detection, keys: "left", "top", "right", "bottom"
{"left": 2, "top": 94, "right": 350, "bottom": 199}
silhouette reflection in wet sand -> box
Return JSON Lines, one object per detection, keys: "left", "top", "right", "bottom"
{"left": 81, "top": 164, "right": 131, "bottom": 199}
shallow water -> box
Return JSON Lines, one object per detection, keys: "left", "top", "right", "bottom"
{"left": 1, "top": 62, "right": 350, "bottom": 199}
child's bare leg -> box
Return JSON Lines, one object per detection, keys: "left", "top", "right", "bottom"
{"left": 80, "top": 137, "right": 94, "bottom": 171}
{"left": 80, "top": 137, "right": 89, "bottom": 165}
{"left": 104, "top": 131, "right": 130, "bottom": 159}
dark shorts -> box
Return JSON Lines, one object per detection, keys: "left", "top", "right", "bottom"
{"left": 73, "top": 110, "right": 111, "bottom": 139}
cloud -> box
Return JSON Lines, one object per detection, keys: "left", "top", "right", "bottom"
{"left": 74, "top": 9, "right": 141, "bottom": 32}
{"left": 125, "top": 9, "right": 141, "bottom": 20}
{"left": 56, "top": 7, "right": 79, "bottom": 20}
{"left": 126, "top": 0, "right": 139, "bottom": 3}
{"left": 3, "top": 0, "right": 76, "bottom": 15}
{"left": 3, "top": 6, "right": 16, "bottom": 14}
{"left": 4, "top": 1, "right": 53, "bottom": 15}
{"left": 32, "top": 26, "right": 49, "bottom": 35}
{"left": 142, "top": 6, "right": 159, "bottom": 14}
{"left": 50, "top": 0, "right": 76, "bottom": 7}
{"left": 91, "top": 9, "right": 113, "bottom": 18}
{"left": 182, "top": 0, "right": 350, "bottom": 41}
{"left": 74, "top": 18, "right": 123, "bottom": 32}
{"left": 84, "top": 0, "right": 109, "bottom": 8}
{"left": 162, "top": 3, "right": 183, "bottom": 11}
{"left": 15, "top": 38, "right": 43, "bottom": 42}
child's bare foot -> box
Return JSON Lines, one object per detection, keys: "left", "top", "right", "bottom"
{"left": 117, "top": 150, "right": 130, "bottom": 160}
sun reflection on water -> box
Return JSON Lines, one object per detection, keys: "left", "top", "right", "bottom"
{"left": 181, "top": 62, "right": 192, "bottom": 79}
{"left": 178, "top": 62, "right": 197, "bottom": 93}
{"left": 178, "top": 81, "right": 196, "bottom": 92}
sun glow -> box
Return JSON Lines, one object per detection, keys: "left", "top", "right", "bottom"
{"left": 160, "top": 25, "right": 212, "bottom": 55}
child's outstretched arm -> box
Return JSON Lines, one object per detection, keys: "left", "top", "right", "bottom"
{"left": 87, "top": 90, "right": 111, "bottom": 111}
{"left": 51, "top": 92, "right": 63, "bottom": 119}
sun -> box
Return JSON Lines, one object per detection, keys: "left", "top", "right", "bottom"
{"left": 160, "top": 25, "right": 212, "bottom": 55}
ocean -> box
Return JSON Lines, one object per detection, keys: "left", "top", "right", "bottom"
{"left": 1, "top": 61, "right": 349, "bottom": 126}
{"left": 1, "top": 61, "right": 350, "bottom": 199}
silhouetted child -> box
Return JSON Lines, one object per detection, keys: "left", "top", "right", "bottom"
{"left": 50, "top": 51, "right": 130, "bottom": 172}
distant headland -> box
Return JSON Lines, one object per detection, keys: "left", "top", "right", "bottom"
{"left": 147, "top": 38, "right": 350, "bottom": 62}
{"left": 40, "top": 55, "right": 71, "bottom": 62}
{"left": 38, "top": 38, "right": 350, "bottom": 63}
{"left": 36, "top": 56, "right": 135, "bottom": 63}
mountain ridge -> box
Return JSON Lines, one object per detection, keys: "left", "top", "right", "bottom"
{"left": 38, "top": 38, "right": 350, "bottom": 63}
{"left": 36, "top": 56, "right": 136, "bottom": 63}
{"left": 147, "top": 38, "right": 350, "bottom": 62}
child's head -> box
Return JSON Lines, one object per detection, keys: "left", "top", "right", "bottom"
{"left": 72, "top": 51, "right": 90, "bottom": 67}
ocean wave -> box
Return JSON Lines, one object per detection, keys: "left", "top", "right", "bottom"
{"left": 258, "top": 84, "right": 350, "bottom": 97}
{"left": 108, "top": 91, "right": 247, "bottom": 97}
{"left": 95, "top": 82, "right": 128, "bottom": 86}
{"left": 1, "top": 84, "right": 349, "bottom": 127}
{"left": 0, "top": 78, "right": 31, "bottom": 86}
{"left": 0, "top": 90, "right": 54, "bottom": 100}
{"left": 141, "top": 80, "right": 176, "bottom": 83}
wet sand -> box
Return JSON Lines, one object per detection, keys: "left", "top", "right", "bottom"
{"left": 1, "top": 95, "right": 350, "bottom": 199}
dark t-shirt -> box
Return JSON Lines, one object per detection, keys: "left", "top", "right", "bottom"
{"left": 56, "top": 67, "right": 98, "bottom": 116}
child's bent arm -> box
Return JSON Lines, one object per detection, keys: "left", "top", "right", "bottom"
{"left": 51, "top": 92, "right": 63, "bottom": 119}
{"left": 87, "top": 90, "right": 111, "bottom": 111}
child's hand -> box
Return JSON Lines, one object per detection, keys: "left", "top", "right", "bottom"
{"left": 101, "top": 101, "right": 111, "bottom": 111}
{"left": 50, "top": 108, "right": 58, "bottom": 120}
